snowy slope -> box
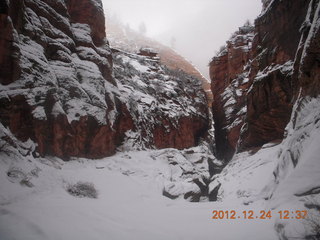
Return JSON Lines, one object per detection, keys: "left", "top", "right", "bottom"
{"left": 213, "top": 142, "right": 281, "bottom": 204}
{"left": 0, "top": 126, "right": 277, "bottom": 240}
{"left": 210, "top": 95, "right": 320, "bottom": 239}
{"left": 3, "top": 100, "right": 318, "bottom": 240}
{"left": 2, "top": 78, "right": 319, "bottom": 240}
{"left": 266, "top": 96, "right": 320, "bottom": 239}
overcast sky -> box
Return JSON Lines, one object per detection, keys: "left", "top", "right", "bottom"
{"left": 102, "top": 0, "right": 262, "bottom": 80}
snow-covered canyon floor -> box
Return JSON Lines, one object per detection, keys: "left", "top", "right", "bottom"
{"left": 2, "top": 94, "right": 320, "bottom": 240}
{"left": 0, "top": 145, "right": 281, "bottom": 240}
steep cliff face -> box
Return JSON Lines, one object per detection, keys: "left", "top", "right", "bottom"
{"left": 210, "top": 0, "right": 314, "bottom": 160}
{"left": 0, "top": 0, "right": 209, "bottom": 159}
{"left": 0, "top": 0, "right": 122, "bottom": 159}
{"left": 210, "top": 24, "right": 254, "bottom": 160}
{"left": 297, "top": 0, "right": 320, "bottom": 98}
{"left": 209, "top": 2, "right": 320, "bottom": 237}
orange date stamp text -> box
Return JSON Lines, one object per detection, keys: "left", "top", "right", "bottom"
{"left": 211, "top": 210, "right": 308, "bottom": 220}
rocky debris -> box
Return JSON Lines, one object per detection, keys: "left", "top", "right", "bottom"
{"left": 149, "top": 146, "right": 222, "bottom": 202}
{"left": 208, "top": 182, "right": 221, "bottom": 201}
{"left": 209, "top": 0, "right": 315, "bottom": 160}
{"left": 7, "top": 167, "right": 34, "bottom": 187}
{"left": 0, "top": 0, "right": 209, "bottom": 159}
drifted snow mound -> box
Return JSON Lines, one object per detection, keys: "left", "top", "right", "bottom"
{"left": 267, "top": 96, "right": 320, "bottom": 203}
{"left": 210, "top": 142, "right": 280, "bottom": 204}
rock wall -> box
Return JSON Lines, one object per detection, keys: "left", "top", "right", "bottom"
{"left": 209, "top": 0, "right": 315, "bottom": 160}
{"left": 210, "top": 24, "right": 254, "bottom": 160}
{"left": 0, "top": 0, "right": 209, "bottom": 159}
{"left": 112, "top": 51, "right": 209, "bottom": 151}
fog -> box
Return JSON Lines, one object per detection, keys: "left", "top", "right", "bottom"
{"left": 102, "top": 0, "right": 262, "bottom": 80}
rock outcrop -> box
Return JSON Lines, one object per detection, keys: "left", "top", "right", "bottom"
{"left": 0, "top": 0, "right": 209, "bottom": 159}
{"left": 0, "top": 0, "right": 122, "bottom": 159}
{"left": 113, "top": 50, "right": 209, "bottom": 151}
{"left": 209, "top": 0, "right": 316, "bottom": 160}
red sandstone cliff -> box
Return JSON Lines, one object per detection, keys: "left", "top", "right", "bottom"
{"left": 0, "top": 0, "right": 209, "bottom": 159}
{"left": 210, "top": 23, "right": 254, "bottom": 160}
{"left": 210, "top": 0, "right": 319, "bottom": 160}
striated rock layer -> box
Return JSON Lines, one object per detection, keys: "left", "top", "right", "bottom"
{"left": 209, "top": 0, "right": 318, "bottom": 160}
{"left": 0, "top": 0, "right": 209, "bottom": 159}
